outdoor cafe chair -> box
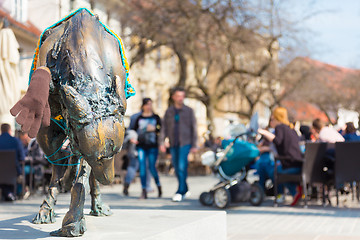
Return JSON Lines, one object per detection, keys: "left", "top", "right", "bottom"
{"left": 274, "top": 142, "right": 330, "bottom": 207}
{"left": 273, "top": 156, "right": 303, "bottom": 207}
{"left": 302, "top": 142, "right": 328, "bottom": 207}
{"left": 0, "top": 150, "right": 25, "bottom": 199}
{"left": 335, "top": 141, "right": 360, "bottom": 206}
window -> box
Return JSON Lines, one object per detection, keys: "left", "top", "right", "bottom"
{"left": 12, "top": 0, "right": 28, "bottom": 22}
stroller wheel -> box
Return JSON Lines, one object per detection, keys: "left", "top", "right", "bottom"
{"left": 214, "top": 187, "right": 231, "bottom": 209}
{"left": 199, "top": 192, "right": 214, "bottom": 206}
{"left": 249, "top": 183, "right": 264, "bottom": 206}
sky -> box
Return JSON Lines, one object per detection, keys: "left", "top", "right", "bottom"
{"left": 297, "top": 0, "right": 360, "bottom": 69}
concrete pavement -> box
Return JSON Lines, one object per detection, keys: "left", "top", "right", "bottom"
{"left": 1, "top": 175, "right": 360, "bottom": 239}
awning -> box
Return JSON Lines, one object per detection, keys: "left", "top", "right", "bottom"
{"left": 0, "top": 27, "right": 20, "bottom": 125}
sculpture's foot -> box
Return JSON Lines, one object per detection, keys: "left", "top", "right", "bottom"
{"left": 32, "top": 202, "right": 56, "bottom": 224}
{"left": 50, "top": 217, "right": 86, "bottom": 237}
{"left": 90, "top": 199, "right": 113, "bottom": 216}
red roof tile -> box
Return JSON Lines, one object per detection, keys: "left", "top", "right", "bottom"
{"left": 282, "top": 100, "right": 330, "bottom": 123}
{"left": 300, "top": 57, "right": 360, "bottom": 90}
{"left": 0, "top": 7, "right": 41, "bottom": 37}
{"left": 282, "top": 57, "right": 360, "bottom": 123}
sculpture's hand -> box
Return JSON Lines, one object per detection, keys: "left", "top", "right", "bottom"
{"left": 10, "top": 67, "right": 51, "bottom": 138}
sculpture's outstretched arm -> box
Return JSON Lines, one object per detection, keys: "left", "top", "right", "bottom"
{"left": 10, "top": 67, "right": 51, "bottom": 138}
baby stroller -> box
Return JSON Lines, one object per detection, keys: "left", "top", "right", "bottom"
{"left": 199, "top": 115, "right": 264, "bottom": 208}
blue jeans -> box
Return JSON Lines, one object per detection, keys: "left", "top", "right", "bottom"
{"left": 125, "top": 156, "right": 139, "bottom": 184}
{"left": 256, "top": 152, "right": 274, "bottom": 190}
{"left": 273, "top": 163, "right": 301, "bottom": 196}
{"left": 258, "top": 159, "right": 301, "bottom": 196}
{"left": 138, "top": 147, "right": 160, "bottom": 189}
{"left": 170, "top": 144, "right": 191, "bottom": 195}
{"left": 124, "top": 156, "right": 151, "bottom": 190}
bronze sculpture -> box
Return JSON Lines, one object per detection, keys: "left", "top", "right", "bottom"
{"left": 10, "top": 8, "right": 134, "bottom": 237}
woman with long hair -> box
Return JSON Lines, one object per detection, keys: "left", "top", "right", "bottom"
{"left": 258, "top": 107, "right": 303, "bottom": 206}
{"left": 132, "top": 98, "right": 162, "bottom": 199}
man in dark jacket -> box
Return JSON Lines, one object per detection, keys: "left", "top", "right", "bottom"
{"left": 160, "top": 87, "right": 197, "bottom": 202}
{"left": 0, "top": 123, "right": 25, "bottom": 201}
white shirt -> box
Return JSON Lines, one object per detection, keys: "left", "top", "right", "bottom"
{"left": 319, "top": 127, "right": 345, "bottom": 143}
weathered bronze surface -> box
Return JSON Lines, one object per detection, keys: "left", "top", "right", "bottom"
{"left": 32, "top": 9, "right": 126, "bottom": 237}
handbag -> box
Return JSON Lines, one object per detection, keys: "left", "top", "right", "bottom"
{"left": 138, "top": 131, "right": 157, "bottom": 146}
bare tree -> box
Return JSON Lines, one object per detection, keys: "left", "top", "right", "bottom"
{"left": 105, "top": 0, "right": 320, "bottom": 134}
{"left": 184, "top": 0, "right": 300, "bottom": 133}
{"left": 282, "top": 57, "right": 360, "bottom": 124}
{"left": 110, "top": 0, "right": 276, "bottom": 133}
{"left": 117, "top": 0, "right": 207, "bottom": 87}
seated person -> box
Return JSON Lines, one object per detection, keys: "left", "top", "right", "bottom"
{"left": 341, "top": 122, "right": 360, "bottom": 142}
{"left": 299, "top": 125, "right": 312, "bottom": 142}
{"left": 258, "top": 107, "right": 303, "bottom": 206}
{"left": 255, "top": 126, "right": 275, "bottom": 192}
{"left": 122, "top": 129, "right": 139, "bottom": 195}
{"left": 18, "top": 131, "right": 30, "bottom": 156}
{"left": 312, "top": 118, "right": 344, "bottom": 181}
{"left": 312, "top": 118, "right": 344, "bottom": 143}
{"left": 18, "top": 132, "right": 31, "bottom": 197}
{"left": 204, "top": 136, "right": 222, "bottom": 152}
{"left": 0, "top": 124, "right": 25, "bottom": 201}
{"left": 28, "top": 138, "right": 48, "bottom": 188}
{"left": 18, "top": 132, "right": 48, "bottom": 194}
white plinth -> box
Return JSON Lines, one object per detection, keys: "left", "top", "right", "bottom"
{"left": 0, "top": 209, "right": 227, "bottom": 240}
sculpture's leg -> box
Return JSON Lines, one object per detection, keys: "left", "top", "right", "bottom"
{"left": 60, "top": 158, "right": 78, "bottom": 192}
{"left": 32, "top": 122, "right": 68, "bottom": 224}
{"left": 50, "top": 158, "right": 89, "bottom": 237}
{"left": 32, "top": 167, "right": 60, "bottom": 224}
{"left": 89, "top": 170, "right": 113, "bottom": 216}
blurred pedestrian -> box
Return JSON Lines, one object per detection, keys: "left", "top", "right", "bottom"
{"left": 122, "top": 129, "right": 139, "bottom": 196}
{"left": 133, "top": 98, "right": 162, "bottom": 199}
{"left": 0, "top": 123, "right": 25, "bottom": 201}
{"left": 123, "top": 112, "right": 153, "bottom": 196}
{"left": 129, "top": 111, "right": 142, "bottom": 130}
{"left": 160, "top": 87, "right": 198, "bottom": 202}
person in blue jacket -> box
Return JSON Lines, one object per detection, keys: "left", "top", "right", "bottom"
{"left": 341, "top": 122, "right": 360, "bottom": 142}
{"left": 0, "top": 123, "right": 25, "bottom": 201}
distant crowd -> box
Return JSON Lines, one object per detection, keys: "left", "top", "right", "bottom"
{"left": 256, "top": 107, "right": 359, "bottom": 205}
{"left": 0, "top": 123, "right": 49, "bottom": 201}
{"left": 1, "top": 91, "right": 359, "bottom": 206}
{"left": 0, "top": 87, "right": 198, "bottom": 203}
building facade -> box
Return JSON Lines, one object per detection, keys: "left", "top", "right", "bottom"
{"left": 0, "top": 0, "right": 40, "bottom": 129}
{"left": 2, "top": 0, "right": 279, "bottom": 144}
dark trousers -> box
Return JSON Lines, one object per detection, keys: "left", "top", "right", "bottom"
{"left": 0, "top": 184, "right": 14, "bottom": 199}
